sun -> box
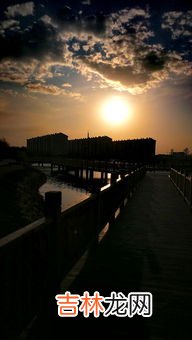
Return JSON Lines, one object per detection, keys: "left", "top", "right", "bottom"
{"left": 101, "top": 96, "right": 132, "bottom": 125}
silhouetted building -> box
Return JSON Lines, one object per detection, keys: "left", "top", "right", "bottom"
{"left": 27, "top": 133, "right": 156, "bottom": 162}
{"left": 27, "top": 133, "right": 68, "bottom": 156}
{"left": 172, "top": 152, "right": 186, "bottom": 159}
{"left": 155, "top": 151, "right": 192, "bottom": 171}
{"left": 68, "top": 136, "right": 112, "bottom": 159}
{"left": 112, "top": 138, "right": 156, "bottom": 162}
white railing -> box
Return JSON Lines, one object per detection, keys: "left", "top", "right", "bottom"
{"left": 169, "top": 168, "right": 192, "bottom": 207}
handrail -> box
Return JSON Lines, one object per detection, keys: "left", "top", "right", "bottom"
{"left": 169, "top": 168, "right": 192, "bottom": 208}
{"left": 0, "top": 166, "right": 145, "bottom": 339}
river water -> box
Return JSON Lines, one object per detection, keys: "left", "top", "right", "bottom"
{"left": 39, "top": 177, "right": 91, "bottom": 212}
{"left": 38, "top": 167, "right": 91, "bottom": 211}
{"left": 37, "top": 167, "right": 109, "bottom": 212}
{"left": 33, "top": 164, "right": 113, "bottom": 212}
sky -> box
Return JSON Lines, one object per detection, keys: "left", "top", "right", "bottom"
{"left": 0, "top": 0, "right": 191, "bottom": 154}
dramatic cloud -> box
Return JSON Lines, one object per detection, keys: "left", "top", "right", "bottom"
{"left": 0, "top": 19, "right": 20, "bottom": 36}
{"left": 0, "top": 19, "right": 19, "bottom": 30}
{"left": 75, "top": 42, "right": 192, "bottom": 95}
{"left": 0, "top": 59, "right": 37, "bottom": 84}
{"left": 0, "top": 4, "right": 191, "bottom": 96}
{"left": 5, "top": 2, "right": 34, "bottom": 18}
{"left": 141, "top": 51, "right": 168, "bottom": 71}
{"left": 26, "top": 82, "right": 82, "bottom": 99}
{"left": 162, "top": 10, "right": 192, "bottom": 39}
{"left": 0, "top": 20, "right": 64, "bottom": 61}
{"left": 0, "top": 1, "right": 191, "bottom": 152}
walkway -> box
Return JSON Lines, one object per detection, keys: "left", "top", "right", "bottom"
{"left": 31, "top": 172, "right": 192, "bottom": 340}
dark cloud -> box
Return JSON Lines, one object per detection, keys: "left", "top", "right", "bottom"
{"left": 0, "top": 20, "right": 63, "bottom": 61}
{"left": 56, "top": 5, "right": 72, "bottom": 21}
{"left": 0, "top": 1, "right": 191, "bottom": 95}
{"left": 5, "top": 1, "right": 34, "bottom": 18}
{"left": 142, "top": 51, "right": 167, "bottom": 71}
{"left": 84, "top": 12, "right": 106, "bottom": 34}
{"left": 81, "top": 0, "right": 91, "bottom": 5}
{"left": 81, "top": 59, "right": 149, "bottom": 87}
{"left": 55, "top": 6, "right": 107, "bottom": 36}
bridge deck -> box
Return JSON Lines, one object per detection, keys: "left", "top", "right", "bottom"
{"left": 31, "top": 172, "right": 192, "bottom": 340}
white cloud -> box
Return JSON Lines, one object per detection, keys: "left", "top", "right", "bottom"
{"left": 62, "top": 83, "right": 72, "bottom": 88}
{"left": 0, "top": 60, "right": 37, "bottom": 85}
{"left": 72, "top": 43, "right": 81, "bottom": 52}
{"left": 111, "top": 7, "right": 150, "bottom": 24}
{"left": 162, "top": 10, "right": 192, "bottom": 39}
{"left": 81, "top": 0, "right": 91, "bottom": 5}
{"left": 40, "top": 14, "right": 58, "bottom": 28}
{"left": 0, "top": 19, "right": 20, "bottom": 35}
{"left": 5, "top": 2, "right": 34, "bottom": 18}
{"left": 0, "top": 19, "right": 20, "bottom": 30}
{"left": 40, "top": 15, "right": 52, "bottom": 25}
{"left": 1, "top": 6, "right": 191, "bottom": 98}
{"left": 26, "top": 82, "right": 82, "bottom": 100}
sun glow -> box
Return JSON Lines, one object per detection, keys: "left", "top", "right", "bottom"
{"left": 102, "top": 96, "right": 132, "bottom": 125}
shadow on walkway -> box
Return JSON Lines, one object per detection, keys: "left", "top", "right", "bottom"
{"left": 29, "top": 172, "right": 192, "bottom": 340}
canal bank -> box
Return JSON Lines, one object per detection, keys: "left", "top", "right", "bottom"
{"left": 0, "top": 164, "right": 46, "bottom": 238}
{"left": 0, "top": 163, "right": 92, "bottom": 238}
{"left": 0, "top": 163, "right": 108, "bottom": 238}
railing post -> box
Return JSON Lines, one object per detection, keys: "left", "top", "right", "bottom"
{"left": 90, "top": 188, "right": 101, "bottom": 250}
{"left": 89, "top": 169, "right": 94, "bottom": 181}
{"left": 86, "top": 168, "right": 89, "bottom": 180}
{"left": 104, "top": 171, "right": 108, "bottom": 181}
{"left": 177, "top": 172, "right": 181, "bottom": 190}
{"left": 177, "top": 171, "right": 180, "bottom": 187}
{"left": 45, "top": 190, "right": 61, "bottom": 221}
{"left": 79, "top": 168, "right": 83, "bottom": 179}
{"left": 110, "top": 172, "right": 118, "bottom": 184}
{"left": 170, "top": 168, "right": 173, "bottom": 180}
{"left": 183, "top": 174, "right": 186, "bottom": 197}
{"left": 120, "top": 172, "right": 125, "bottom": 180}
{"left": 44, "top": 191, "right": 62, "bottom": 317}
{"left": 190, "top": 177, "right": 192, "bottom": 208}
{"left": 109, "top": 212, "right": 116, "bottom": 229}
{"left": 120, "top": 200, "right": 125, "bottom": 214}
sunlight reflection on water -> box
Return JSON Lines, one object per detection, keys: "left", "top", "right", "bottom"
{"left": 37, "top": 165, "right": 91, "bottom": 212}
{"left": 39, "top": 178, "right": 91, "bottom": 212}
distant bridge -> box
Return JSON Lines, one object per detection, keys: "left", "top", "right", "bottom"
{"left": 30, "top": 157, "right": 141, "bottom": 181}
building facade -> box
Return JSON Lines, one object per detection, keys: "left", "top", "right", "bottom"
{"left": 27, "top": 133, "right": 156, "bottom": 162}
{"left": 112, "top": 138, "right": 156, "bottom": 162}
{"left": 68, "top": 136, "right": 112, "bottom": 159}
{"left": 27, "top": 133, "right": 68, "bottom": 156}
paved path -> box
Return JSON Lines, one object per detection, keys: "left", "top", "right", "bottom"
{"left": 32, "top": 172, "right": 192, "bottom": 339}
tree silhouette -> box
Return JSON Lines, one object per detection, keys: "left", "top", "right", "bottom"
{"left": 183, "top": 147, "right": 189, "bottom": 155}
{"left": 0, "top": 138, "right": 10, "bottom": 159}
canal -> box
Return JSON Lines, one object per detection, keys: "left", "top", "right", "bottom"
{"left": 37, "top": 166, "right": 111, "bottom": 212}
{"left": 39, "top": 176, "right": 91, "bottom": 212}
